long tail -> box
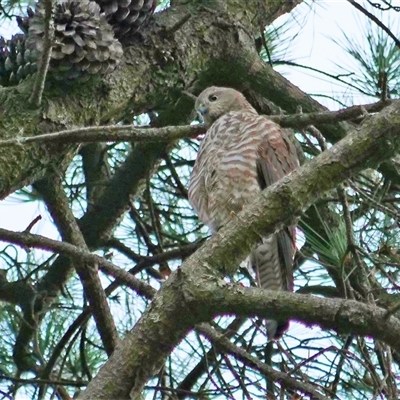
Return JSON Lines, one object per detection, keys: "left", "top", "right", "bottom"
{"left": 250, "top": 229, "right": 294, "bottom": 340}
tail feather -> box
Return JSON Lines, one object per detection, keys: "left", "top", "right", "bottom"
{"left": 250, "top": 230, "right": 294, "bottom": 341}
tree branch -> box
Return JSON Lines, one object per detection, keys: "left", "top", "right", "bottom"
{"left": 196, "top": 323, "right": 330, "bottom": 400}
{"left": 0, "top": 124, "right": 205, "bottom": 148}
{"left": 29, "top": 0, "right": 53, "bottom": 106}
{"left": 0, "top": 227, "right": 156, "bottom": 300}
{"left": 34, "top": 176, "right": 118, "bottom": 357}
{"left": 0, "top": 100, "right": 394, "bottom": 148}
{"left": 347, "top": 0, "right": 400, "bottom": 49}
{"left": 77, "top": 89, "right": 400, "bottom": 400}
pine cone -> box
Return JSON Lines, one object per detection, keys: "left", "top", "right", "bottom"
{"left": 0, "top": 34, "right": 36, "bottom": 86}
{"left": 95, "top": 0, "right": 156, "bottom": 41}
{"left": 26, "top": 0, "right": 123, "bottom": 80}
{"left": 16, "top": 7, "right": 34, "bottom": 34}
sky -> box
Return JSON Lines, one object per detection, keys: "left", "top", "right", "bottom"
{"left": 1, "top": 1, "right": 400, "bottom": 398}
{"left": 1, "top": 0, "right": 398, "bottom": 235}
{"left": 274, "top": 0, "right": 397, "bottom": 108}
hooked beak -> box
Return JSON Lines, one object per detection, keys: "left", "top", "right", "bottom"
{"left": 197, "top": 106, "right": 208, "bottom": 116}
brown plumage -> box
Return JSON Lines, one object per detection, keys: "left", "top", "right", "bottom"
{"left": 188, "top": 87, "right": 299, "bottom": 340}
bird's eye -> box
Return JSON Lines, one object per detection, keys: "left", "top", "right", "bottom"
{"left": 208, "top": 94, "right": 218, "bottom": 102}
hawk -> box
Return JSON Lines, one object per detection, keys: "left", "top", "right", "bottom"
{"left": 188, "top": 87, "right": 299, "bottom": 340}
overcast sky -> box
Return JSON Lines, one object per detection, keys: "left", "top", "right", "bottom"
{"left": 1, "top": 1, "right": 399, "bottom": 234}
{"left": 1, "top": 2, "right": 400, "bottom": 397}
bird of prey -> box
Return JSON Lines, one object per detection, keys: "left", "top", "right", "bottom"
{"left": 188, "top": 86, "right": 299, "bottom": 340}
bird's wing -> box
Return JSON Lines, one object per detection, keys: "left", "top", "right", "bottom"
{"left": 255, "top": 123, "right": 299, "bottom": 292}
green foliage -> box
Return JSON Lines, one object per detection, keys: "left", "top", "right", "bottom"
{"left": 259, "top": 19, "right": 296, "bottom": 64}
{"left": 332, "top": 11, "right": 400, "bottom": 99}
{"left": 302, "top": 208, "right": 348, "bottom": 269}
{"left": 2, "top": 1, "right": 400, "bottom": 400}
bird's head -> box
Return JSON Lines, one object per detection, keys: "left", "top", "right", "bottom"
{"left": 195, "top": 87, "right": 256, "bottom": 127}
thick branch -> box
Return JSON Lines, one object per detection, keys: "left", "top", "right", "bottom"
{"left": 0, "top": 0, "right": 328, "bottom": 198}
{"left": 197, "top": 286, "right": 400, "bottom": 352}
{"left": 34, "top": 177, "right": 118, "bottom": 356}
{"left": 0, "top": 227, "right": 155, "bottom": 300}
{"left": 0, "top": 101, "right": 394, "bottom": 148}
{"left": 0, "top": 124, "right": 204, "bottom": 148}
{"left": 77, "top": 87, "right": 400, "bottom": 400}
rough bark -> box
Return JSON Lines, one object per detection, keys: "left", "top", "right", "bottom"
{"left": 76, "top": 98, "right": 400, "bottom": 399}
{"left": 2, "top": 0, "right": 400, "bottom": 396}
{"left": 1, "top": 0, "right": 309, "bottom": 371}
{"left": 0, "top": 0, "right": 328, "bottom": 199}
